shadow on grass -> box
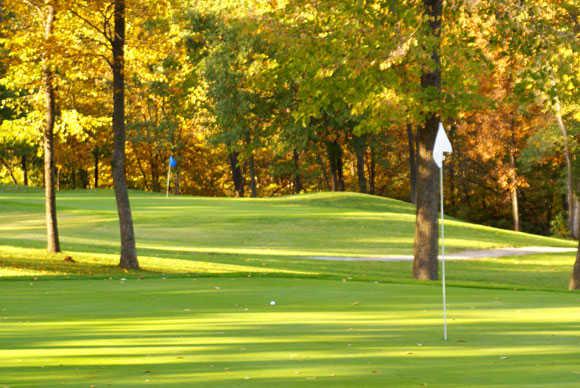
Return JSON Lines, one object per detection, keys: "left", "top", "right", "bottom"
{"left": 0, "top": 241, "right": 575, "bottom": 292}
{"left": 0, "top": 289, "right": 578, "bottom": 387}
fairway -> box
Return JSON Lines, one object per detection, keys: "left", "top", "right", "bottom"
{"left": 0, "top": 191, "right": 573, "bottom": 259}
{"left": 1, "top": 191, "right": 579, "bottom": 386}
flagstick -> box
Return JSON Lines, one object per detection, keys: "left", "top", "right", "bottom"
{"left": 166, "top": 164, "right": 171, "bottom": 198}
{"left": 440, "top": 157, "right": 448, "bottom": 341}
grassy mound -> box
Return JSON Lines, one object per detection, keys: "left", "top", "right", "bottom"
{"left": 0, "top": 190, "right": 575, "bottom": 289}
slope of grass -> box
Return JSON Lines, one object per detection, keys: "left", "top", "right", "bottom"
{"left": 0, "top": 190, "right": 575, "bottom": 290}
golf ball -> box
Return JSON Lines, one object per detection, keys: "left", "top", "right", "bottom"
{"left": 270, "top": 300, "right": 276, "bottom": 306}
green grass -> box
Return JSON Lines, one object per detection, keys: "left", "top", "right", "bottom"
{"left": 0, "top": 190, "right": 578, "bottom": 386}
{"left": 0, "top": 190, "right": 575, "bottom": 288}
{"left": 1, "top": 278, "right": 579, "bottom": 387}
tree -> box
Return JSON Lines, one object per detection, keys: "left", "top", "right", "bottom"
{"left": 111, "top": 0, "right": 138, "bottom": 269}
{"left": 205, "top": 19, "right": 277, "bottom": 197}
{"left": 412, "top": 0, "right": 442, "bottom": 280}
{"left": 67, "top": 0, "right": 139, "bottom": 268}
{"left": 42, "top": 1, "right": 61, "bottom": 253}
{"left": 570, "top": 134, "right": 580, "bottom": 290}
{"left": 1, "top": 0, "right": 62, "bottom": 252}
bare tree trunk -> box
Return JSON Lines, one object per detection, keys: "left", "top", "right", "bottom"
{"left": 509, "top": 124, "right": 520, "bottom": 232}
{"left": 228, "top": 151, "right": 244, "bottom": 197}
{"left": 173, "top": 166, "right": 180, "bottom": 195}
{"left": 571, "top": 176, "right": 580, "bottom": 289}
{"left": 352, "top": 135, "right": 367, "bottom": 194}
{"left": 135, "top": 155, "right": 149, "bottom": 190}
{"left": 413, "top": 115, "right": 440, "bottom": 280}
{"left": 573, "top": 199, "right": 580, "bottom": 238}
{"left": 553, "top": 95, "right": 577, "bottom": 238}
{"left": 150, "top": 157, "right": 161, "bottom": 192}
{"left": 93, "top": 148, "right": 99, "bottom": 188}
{"left": 292, "top": 149, "right": 302, "bottom": 194}
{"left": 316, "top": 151, "right": 330, "bottom": 191}
{"left": 0, "top": 158, "right": 18, "bottom": 184}
{"left": 448, "top": 124, "right": 457, "bottom": 209}
{"left": 112, "top": 0, "right": 138, "bottom": 269}
{"left": 413, "top": 0, "right": 442, "bottom": 281}
{"left": 43, "top": 3, "right": 60, "bottom": 254}
{"left": 368, "top": 144, "right": 376, "bottom": 195}
{"left": 326, "top": 140, "right": 345, "bottom": 192}
{"left": 509, "top": 156, "right": 520, "bottom": 231}
{"left": 407, "top": 124, "right": 417, "bottom": 204}
{"left": 249, "top": 151, "right": 257, "bottom": 197}
{"left": 570, "top": 239, "right": 580, "bottom": 290}
{"left": 21, "top": 155, "right": 28, "bottom": 186}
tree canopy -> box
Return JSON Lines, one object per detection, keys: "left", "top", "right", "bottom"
{"left": 0, "top": 0, "right": 578, "bottom": 237}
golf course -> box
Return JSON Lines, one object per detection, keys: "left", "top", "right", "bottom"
{"left": 1, "top": 0, "right": 579, "bottom": 386}
{"left": 1, "top": 190, "right": 578, "bottom": 387}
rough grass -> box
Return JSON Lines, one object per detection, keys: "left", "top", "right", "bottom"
{"left": 0, "top": 190, "right": 578, "bottom": 387}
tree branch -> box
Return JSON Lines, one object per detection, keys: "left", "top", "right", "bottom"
{"left": 69, "top": 9, "right": 113, "bottom": 45}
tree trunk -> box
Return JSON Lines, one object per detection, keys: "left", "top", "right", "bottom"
{"left": 509, "top": 127, "right": 520, "bottom": 232}
{"left": 292, "top": 149, "right": 302, "bottom": 194}
{"left": 135, "top": 156, "right": 149, "bottom": 190}
{"left": 43, "top": 3, "right": 60, "bottom": 254}
{"left": 570, "top": 239, "right": 580, "bottom": 290}
{"left": 407, "top": 124, "right": 417, "bottom": 204}
{"left": 509, "top": 163, "right": 520, "bottom": 231}
{"left": 71, "top": 167, "right": 77, "bottom": 189}
{"left": 448, "top": 124, "right": 457, "bottom": 209}
{"left": 368, "top": 144, "right": 376, "bottom": 195}
{"left": 173, "top": 166, "right": 180, "bottom": 195}
{"left": 352, "top": 135, "right": 367, "bottom": 194}
{"left": 249, "top": 151, "right": 257, "bottom": 198}
{"left": 79, "top": 168, "right": 88, "bottom": 189}
{"left": 413, "top": 0, "right": 442, "bottom": 281}
{"left": 0, "top": 158, "right": 18, "bottom": 185}
{"left": 573, "top": 198, "right": 580, "bottom": 238}
{"left": 326, "top": 140, "right": 345, "bottom": 192}
{"left": 554, "top": 95, "right": 577, "bottom": 238}
{"left": 93, "top": 148, "right": 99, "bottom": 189}
{"left": 228, "top": 151, "right": 244, "bottom": 197}
{"left": 150, "top": 158, "right": 160, "bottom": 192}
{"left": 316, "top": 151, "right": 331, "bottom": 191}
{"left": 21, "top": 155, "right": 28, "bottom": 186}
{"left": 112, "top": 0, "right": 138, "bottom": 269}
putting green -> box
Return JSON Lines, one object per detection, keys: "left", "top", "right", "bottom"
{"left": 1, "top": 277, "right": 579, "bottom": 387}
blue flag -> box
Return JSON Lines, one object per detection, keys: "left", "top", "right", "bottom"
{"left": 169, "top": 155, "right": 177, "bottom": 169}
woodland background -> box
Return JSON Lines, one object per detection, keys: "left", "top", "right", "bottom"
{"left": 0, "top": 0, "right": 578, "bottom": 237}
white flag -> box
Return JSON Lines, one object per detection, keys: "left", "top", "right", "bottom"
{"left": 433, "top": 122, "right": 452, "bottom": 168}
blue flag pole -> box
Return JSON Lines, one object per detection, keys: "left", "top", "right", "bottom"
{"left": 166, "top": 156, "right": 176, "bottom": 198}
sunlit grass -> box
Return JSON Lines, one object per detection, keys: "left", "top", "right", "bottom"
{"left": 0, "top": 190, "right": 579, "bottom": 386}
{"left": 0, "top": 190, "right": 577, "bottom": 290}
{"left": 0, "top": 278, "right": 578, "bottom": 387}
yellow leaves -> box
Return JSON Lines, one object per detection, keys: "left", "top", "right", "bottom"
{"left": 314, "top": 67, "right": 335, "bottom": 80}
{"left": 377, "top": 36, "right": 417, "bottom": 71}
{"left": 0, "top": 111, "right": 43, "bottom": 144}
{"left": 58, "top": 110, "right": 109, "bottom": 140}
